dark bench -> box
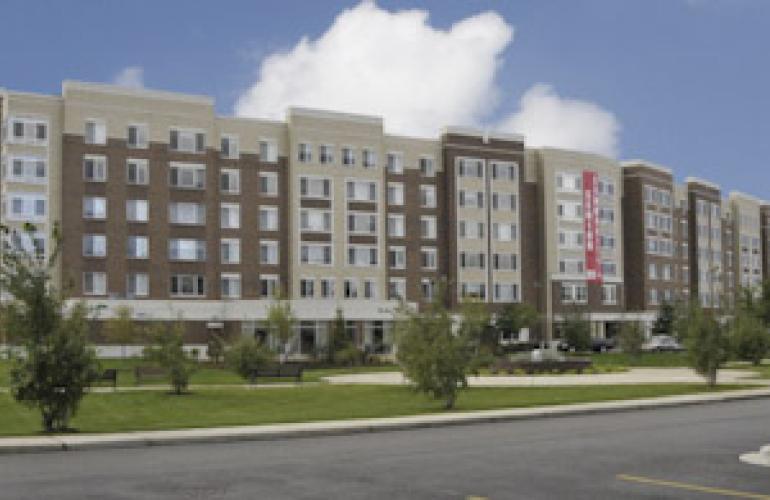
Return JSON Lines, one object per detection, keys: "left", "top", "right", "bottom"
{"left": 247, "top": 364, "right": 303, "bottom": 384}
{"left": 134, "top": 366, "right": 168, "bottom": 385}
{"left": 95, "top": 368, "right": 118, "bottom": 389}
{"left": 490, "top": 358, "right": 593, "bottom": 375}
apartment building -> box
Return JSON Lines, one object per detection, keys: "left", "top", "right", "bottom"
{"left": 762, "top": 204, "right": 770, "bottom": 282}
{"left": 1, "top": 81, "right": 768, "bottom": 352}
{"left": 622, "top": 161, "right": 689, "bottom": 314}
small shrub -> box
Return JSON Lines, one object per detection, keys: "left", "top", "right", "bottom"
{"left": 226, "top": 338, "right": 273, "bottom": 382}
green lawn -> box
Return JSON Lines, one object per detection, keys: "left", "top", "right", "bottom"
{"left": 0, "top": 358, "right": 398, "bottom": 387}
{"left": 0, "top": 384, "right": 744, "bottom": 437}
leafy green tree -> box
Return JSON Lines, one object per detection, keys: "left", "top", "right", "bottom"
{"left": 755, "top": 280, "right": 770, "bottom": 327}
{"left": 104, "top": 305, "right": 136, "bottom": 359}
{"left": 226, "top": 337, "right": 273, "bottom": 382}
{"left": 618, "top": 321, "right": 645, "bottom": 359}
{"left": 327, "top": 308, "right": 356, "bottom": 364}
{"left": 730, "top": 300, "right": 770, "bottom": 366}
{"left": 395, "top": 292, "right": 486, "bottom": 410}
{"left": 2, "top": 224, "right": 99, "bottom": 432}
{"left": 143, "top": 321, "right": 197, "bottom": 395}
{"left": 206, "top": 332, "right": 226, "bottom": 366}
{"left": 493, "top": 303, "right": 539, "bottom": 353}
{"left": 652, "top": 301, "right": 676, "bottom": 335}
{"left": 676, "top": 302, "right": 729, "bottom": 387}
{"left": 266, "top": 298, "right": 296, "bottom": 362}
{"left": 560, "top": 310, "right": 592, "bottom": 352}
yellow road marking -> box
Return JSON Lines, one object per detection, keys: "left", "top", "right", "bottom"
{"left": 617, "top": 474, "right": 770, "bottom": 499}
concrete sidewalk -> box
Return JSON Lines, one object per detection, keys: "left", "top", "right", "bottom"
{"left": 2, "top": 386, "right": 770, "bottom": 455}
{"left": 323, "top": 368, "right": 768, "bottom": 386}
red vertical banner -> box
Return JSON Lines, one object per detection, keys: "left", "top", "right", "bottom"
{"left": 583, "top": 170, "right": 602, "bottom": 284}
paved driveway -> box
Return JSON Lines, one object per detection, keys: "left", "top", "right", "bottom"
{"left": 324, "top": 368, "right": 766, "bottom": 386}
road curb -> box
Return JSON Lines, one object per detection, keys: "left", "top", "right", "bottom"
{"left": 2, "top": 388, "right": 770, "bottom": 454}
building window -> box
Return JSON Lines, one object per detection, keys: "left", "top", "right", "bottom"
{"left": 7, "top": 156, "right": 46, "bottom": 183}
{"left": 300, "top": 243, "right": 332, "bottom": 265}
{"left": 459, "top": 252, "right": 486, "bottom": 270}
{"left": 461, "top": 283, "right": 486, "bottom": 300}
{"left": 169, "top": 202, "right": 205, "bottom": 225}
{"left": 127, "top": 236, "right": 149, "bottom": 259}
{"left": 170, "top": 274, "right": 205, "bottom": 297}
{"left": 458, "top": 190, "right": 484, "bottom": 209}
{"left": 457, "top": 158, "right": 483, "bottom": 178}
{"left": 342, "top": 147, "right": 356, "bottom": 166}
{"left": 347, "top": 245, "right": 378, "bottom": 267}
{"left": 259, "top": 140, "right": 277, "bottom": 162}
{"left": 601, "top": 284, "right": 617, "bottom": 305}
{"left": 220, "top": 238, "right": 241, "bottom": 264}
{"left": 387, "top": 152, "right": 403, "bottom": 174}
{"left": 300, "top": 209, "right": 332, "bottom": 233}
{"left": 127, "top": 273, "right": 149, "bottom": 297}
{"left": 389, "top": 278, "right": 406, "bottom": 301}
{"left": 421, "top": 247, "right": 437, "bottom": 270}
{"left": 421, "top": 279, "right": 435, "bottom": 300}
{"left": 344, "top": 279, "right": 358, "bottom": 299}
{"left": 124, "top": 199, "right": 148, "bottom": 223}
{"left": 169, "top": 162, "right": 205, "bottom": 189}
{"left": 346, "top": 180, "right": 377, "bottom": 202}
{"left": 493, "top": 283, "right": 519, "bottom": 303}
{"left": 83, "top": 272, "right": 107, "bottom": 296}
{"left": 420, "top": 157, "right": 435, "bottom": 177}
{"left": 389, "top": 246, "right": 406, "bottom": 269}
{"left": 126, "top": 159, "right": 149, "bottom": 185}
{"left": 387, "top": 214, "right": 405, "bottom": 238}
{"left": 127, "top": 124, "right": 148, "bottom": 149}
{"left": 169, "top": 129, "right": 205, "bottom": 153}
{"left": 83, "top": 196, "right": 106, "bottom": 220}
{"left": 260, "top": 275, "right": 279, "bottom": 298}
{"left": 6, "top": 194, "right": 46, "bottom": 222}
{"left": 320, "top": 278, "right": 335, "bottom": 298}
{"left": 298, "top": 143, "right": 312, "bottom": 162}
{"left": 8, "top": 117, "right": 47, "bottom": 145}
{"left": 220, "top": 169, "right": 240, "bottom": 194}
{"left": 561, "top": 283, "right": 588, "bottom": 304}
{"left": 362, "top": 149, "right": 377, "bottom": 168}
{"left": 221, "top": 273, "right": 242, "bottom": 298}
{"left": 259, "top": 172, "right": 278, "bottom": 196}
{"left": 259, "top": 206, "right": 279, "bottom": 231}
{"left": 82, "top": 234, "right": 107, "bottom": 257}
{"left": 348, "top": 212, "right": 377, "bottom": 235}
{"left": 169, "top": 239, "right": 206, "bottom": 261}
{"left": 492, "top": 223, "right": 517, "bottom": 242}
{"left": 387, "top": 182, "right": 404, "bottom": 206}
{"left": 459, "top": 220, "right": 485, "bottom": 240}
{"left": 319, "top": 144, "right": 334, "bottom": 164}
{"left": 220, "top": 203, "right": 241, "bottom": 229}
{"left": 85, "top": 119, "right": 107, "bottom": 145}
{"left": 300, "top": 278, "right": 315, "bottom": 298}
{"left": 492, "top": 193, "right": 517, "bottom": 212}
{"left": 492, "top": 253, "right": 517, "bottom": 271}
{"left": 300, "top": 176, "right": 331, "bottom": 199}
{"left": 83, "top": 155, "right": 107, "bottom": 182}
{"left": 420, "top": 216, "right": 437, "bottom": 239}
{"left": 259, "top": 240, "right": 279, "bottom": 265}
{"left": 491, "top": 161, "right": 517, "bottom": 181}
{"left": 220, "top": 135, "right": 239, "bottom": 159}
{"left": 420, "top": 185, "right": 437, "bottom": 208}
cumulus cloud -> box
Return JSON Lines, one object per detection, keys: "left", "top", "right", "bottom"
{"left": 235, "top": 1, "right": 512, "bottom": 137}
{"left": 235, "top": 1, "right": 621, "bottom": 156}
{"left": 113, "top": 66, "right": 144, "bottom": 89}
{"left": 497, "top": 84, "right": 620, "bottom": 157}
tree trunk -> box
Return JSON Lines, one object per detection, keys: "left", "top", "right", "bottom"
{"left": 707, "top": 370, "right": 718, "bottom": 387}
{"left": 445, "top": 392, "right": 456, "bottom": 410}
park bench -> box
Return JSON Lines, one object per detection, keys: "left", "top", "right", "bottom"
{"left": 95, "top": 368, "right": 118, "bottom": 389}
{"left": 490, "top": 358, "right": 593, "bottom": 375}
{"left": 134, "top": 366, "right": 168, "bottom": 385}
{"left": 247, "top": 364, "right": 303, "bottom": 384}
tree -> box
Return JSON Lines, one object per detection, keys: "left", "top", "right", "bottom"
{"left": 560, "top": 310, "right": 592, "bottom": 352}
{"left": 103, "top": 305, "right": 136, "bottom": 359}
{"left": 206, "top": 332, "right": 226, "bottom": 366}
{"left": 754, "top": 280, "right": 770, "bottom": 328}
{"left": 143, "top": 321, "right": 197, "bottom": 395}
{"left": 618, "top": 321, "right": 645, "bottom": 359}
{"left": 494, "top": 303, "right": 539, "bottom": 353}
{"left": 226, "top": 337, "right": 273, "bottom": 382}
{"left": 266, "top": 298, "right": 296, "bottom": 363}
{"left": 2, "top": 224, "right": 100, "bottom": 432}
{"left": 395, "top": 292, "right": 485, "bottom": 410}
{"left": 327, "top": 308, "right": 357, "bottom": 365}
{"left": 652, "top": 301, "right": 676, "bottom": 335}
{"left": 676, "top": 302, "right": 729, "bottom": 387}
{"left": 730, "top": 299, "right": 770, "bottom": 366}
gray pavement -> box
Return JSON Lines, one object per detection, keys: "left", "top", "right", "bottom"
{"left": 0, "top": 398, "right": 769, "bottom": 499}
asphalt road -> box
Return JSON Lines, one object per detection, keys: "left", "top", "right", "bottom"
{"left": 1, "top": 399, "right": 769, "bottom": 499}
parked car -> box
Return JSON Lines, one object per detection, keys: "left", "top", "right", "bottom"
{"left": 642, "top": 335, "right": 684, "bottom": 352}
{"left": 555, "top": 337, "right": 616, "bottom": 353}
